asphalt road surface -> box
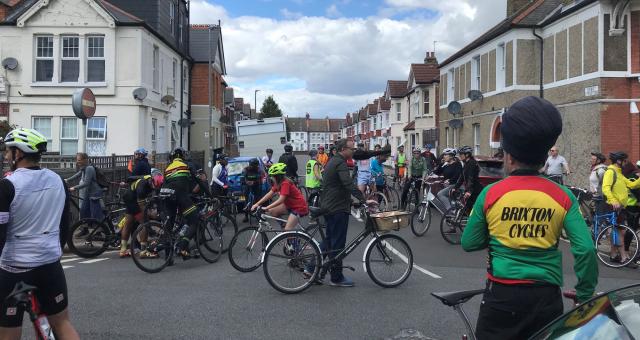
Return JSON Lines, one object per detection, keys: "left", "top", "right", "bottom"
{"left": 34, "top": 213, "right": 639, "bottom": 340}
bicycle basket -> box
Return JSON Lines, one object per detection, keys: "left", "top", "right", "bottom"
{"left": 370, "top": 211, "right": 412, "bottom": 231}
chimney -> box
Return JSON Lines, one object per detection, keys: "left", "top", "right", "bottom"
{"left": 424, "top": 51, "right": 438, "bottom": 65}
{"left": 507, "top": 0, "right": 532, "bottom": 17}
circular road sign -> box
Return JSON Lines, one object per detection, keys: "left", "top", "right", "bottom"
{"left": 72, "top": 88, "right": 96, "bottom": 119}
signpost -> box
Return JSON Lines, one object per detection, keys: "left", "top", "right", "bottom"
{"left": 72, "top": 88, "right": 96, "bottom": 153}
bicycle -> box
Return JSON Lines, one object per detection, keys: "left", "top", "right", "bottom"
{"left": 411, "top": 176, "right": 449, "bottom": 237}
{"left": 371, "top": 173, "right": 399, "bottom": 210}
{"left": 4, "top": 282, "right": 56, "bottom": 340}
{"left": 402, "top": 176, "right": 423, "bottom": 213}
{"left": 567, "top": 185, "right": 595, "bottom": 228}
{"left": 261, "top": 202, "right": 413, "bottom": 294}
{"left": 439, "top": 191, "right": 469, "bottom": 245}
{"left": 591, "top": 207, "right": 639, "bottom": 268}
{"left": 363, "top": 177, "right": 389, "bottom": 212}
{"left": 129, "top": 193, "right": 229, "bottom": 273}
{"left": 66, "top": 200, "right": 127, "bottom": 258}
{"left": 227, "top": 206, "right": 326, "bottom": 272}
{"left": 382, "top": 175, "right": 401, "bottom": 210}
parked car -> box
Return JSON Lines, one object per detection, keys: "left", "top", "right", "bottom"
{"left": 475, "top": 156, "right": 504, "bottom": 187}
{"left": 226, "top": 156, "right": 271, "bottom": 201}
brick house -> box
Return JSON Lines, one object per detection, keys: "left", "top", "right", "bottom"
{"left": 406, "top": 52, "right": 440, "bottom": 151}
{"left": 438, "top": 0, "right": 640, "bottom": 186}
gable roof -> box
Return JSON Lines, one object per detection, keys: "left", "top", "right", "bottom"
{"left": 379, "top": 97, "right": 391, "bottom": 111}
{"left": 403, "top": 121, "right": 415, "bottom": 131}
{"left": 358, "top": 107, "right": 367, "bottom": 120}
{"left": 410, "top": 63, "right": 440, "bottom": 85}
{"left": 439, "top": 0, "right": 593, "bottom": 68}
{"left": 387, "top": 80, "right": 408, "bottom": 98}
{"left": 368, "top": 102, "right": 377, "bottom": 116}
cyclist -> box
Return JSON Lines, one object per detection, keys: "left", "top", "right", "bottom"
{"left": 164, "top": 147, "right": 200, "bottom": 258}
{"left": 356, "top": 143, "right": 373, "bottom": 195}
{"left": 370, "top": 152, "right": 388, "bottom": 193}
{"left": 589, "top": 152, "right": 607, "bottom": 209}
{"left": 401, "top": 148, "right": 427, "bottom": 209}
{"left": 261, "top": 148, "right": 274, "bottom": 169}
{"left": 453, "top": 146, "right": 482, "bottom": 211}
{"left": 393, "top": 145, "right": 407, "bottom": 183}
{"left": 131, "top": 147, "right": 151, "bottom": 176}
{"left": 241, "top": 158, "right": 263, "bottom": 223}
{"left": 317, "top": 145, "right": 329, "bottom": 167}
{"left": 119, "top": 169, "right": 164, "bottom": 258}
{"left": 434, "top": 148, "right": 462, "bottom": 212}
{"left": 251, "top": 163, "right": 308, "bottom": 231}
{"left": 421, "top": 144, "right": 437, "bottom": 172}
{"left": 305, "top": 150, "right": 322, "bottom": 194}
{"left": 461, "top": 96, "right": 597, "bottom": 340}
{"left": 602, "top": 151, "right": 640, "bottom": 266}
{"left": 210, "top": 154, "right": 229, "bottom": 197}
{"left": 0, "top": 128, "right": 80, "bottom": 340}
{"left": 278, "top": 144, "right": 298, "bottom": 182}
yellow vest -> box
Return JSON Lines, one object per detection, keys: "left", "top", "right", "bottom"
{"left": 305, "top": 160, "right": 321, "bottom": 188}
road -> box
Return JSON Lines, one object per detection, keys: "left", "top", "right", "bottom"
{"left": 41, "top": 213, "right": 640, "bottom": 340}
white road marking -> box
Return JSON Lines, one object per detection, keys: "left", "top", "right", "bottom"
{"left": 103, "top": 250, "right": 119, "bottom": 254}
{"left": 386, "top": 243, "right": 442, "bottom": 279}
{"left": 60, "top": 258, "right": 81, "bottom": 263}
{"left": 62, "top": 265, "right": 74, "bottom": 269}
{"left": 79, "top": 258, "right": 109, "bottom": 264}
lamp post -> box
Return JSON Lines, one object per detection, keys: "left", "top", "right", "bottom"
{"left": 254, "top": 89, "right": 261, "bottom": 118}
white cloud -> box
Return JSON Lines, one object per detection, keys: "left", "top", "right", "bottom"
{"left": 326, "top": 4, "right": 342, "bottom": 18}
{"left": 190, "top": 0, "right": 507, "bottom": 117}
{"left": 280, "top": 8, "right": 304, "bottom": 20}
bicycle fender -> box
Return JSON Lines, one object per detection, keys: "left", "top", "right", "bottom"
{"left": 260, "top": 231, "right": 321, "bottom": 264}
{"left": 361, "top": 236, "right": 382, "bottom": 273}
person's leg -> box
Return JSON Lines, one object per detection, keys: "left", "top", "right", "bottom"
{"left": 89, "top": 197, "right": 104, "bottom": 221}
{"left": 401, "top": 180, "right": 411, "bottom": 208}
{"left": 0, "top": 328, "right": 20, "bottom": 340}
{"left": 33, "top": 262, "right": 79, "bottom": 340}
{"left": 437, "top": 185, "right": 453, "bottom": 211}
{"left": 284, "top": 213, "right": 299, "bottom": 231}
{"left": 0, "top": 269, "right": 25, "bottom": 340}
{"left": 329, "top": 212, "right": 350, "bottom": 284}
{"left": 79, "top": 198, "right": 90, "bottom": 219}
{"left": 268, "top": 204, "right": 288, "bottom": 228}
{"left": 522, "top": 287, "right": 563, "bottom": 338}
{"left": 47, "top": 309, "right": 80, "bottom": 340}
{"left": 475, "top": 283, "right": 529, "bottom": 340}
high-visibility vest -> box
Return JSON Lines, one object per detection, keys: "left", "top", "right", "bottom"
{"left": 305, "top": 160, "right": 321, "bottom": 189}
{"left": 396, "top": 153, "right": 406, "bottom": 167}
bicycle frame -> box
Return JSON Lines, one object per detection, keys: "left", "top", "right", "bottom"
{"left": 422, "top": 180, "right": 448, "bottom": 214}
{"left": 6, "top": 283, "right": 55, "bottom": 340}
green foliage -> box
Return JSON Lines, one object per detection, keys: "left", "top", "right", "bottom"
{"left": 260, "top": 96, "right": 283, "bottom": 118}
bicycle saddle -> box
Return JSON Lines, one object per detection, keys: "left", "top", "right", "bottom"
{"left": 431, "top": 289, "right": 485, "bottom": 307}
{"left": 309, "top": 206, "right": 327, "bottom": 219}
{"left": 6, "top": 282, "right": 37, "bottom": 302}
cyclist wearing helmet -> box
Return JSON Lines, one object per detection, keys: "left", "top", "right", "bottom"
{"left": 210, "top": 153, "right": 229, "bottom": 197}
{"left": 306, "top": 150, "right": 322, "bottom": 192}
{"left": 462, "top": 96, "right": 597, "bottom": 340}
{"left": 434, "top": 148, "right": 462, "bottom": 211}
{"left": 602, "top": 151, "right": 640, "bottom": 266}
{"left": 118, "top": 169, "right": 164, "bottom": 258}
{"left": 401, "top": 148, "right": 427, "bottom": 209}
{"left": 241, "top": 158, "right": 263, "bottom": 222}
{"left": 317, "top": 145, "right": 329, "bottom": 167}
{"left": 278, "top": 144, "right": 298, "bottom": 181}
{"left": 132, "top": 147, "right": 151, "bottom": 176}
{"left": 453, "top": 146, "right": 482, "bottom": 210}
{"left": 421, "top": 144, "right": 437, "bottom": 172}
{"left": 164, "top": 147, "right": 200, "bottom": 258}
{"left": 251, "top": 163, "right": 308, "bottom": 231}
{"left": 0, "top": 128, "right": 79, "bottom": 339}
{"left": 262, "top": 149, "right": 274, "bottom": 169}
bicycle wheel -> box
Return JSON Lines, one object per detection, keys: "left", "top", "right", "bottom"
{"left": 217, "top": 212, "right": 238, "bottom": 253}
{"left": 197, "top": 220, "right": 223, "bottom": 263}
{"left": 228, "top": 226, "right": 269, "bottom": 272}
{"left": 67, "top": 219, "right": 110, "bottom": 258}
{"left": 130, "top": 221, "right": 174, "bottom": 273}
{"left": 386, "top": 187, "right": 400, "bottom": 210}
{"left": 368, "top": 192, "right": 389, "bottom": 211}
{"left": 440, "top": 208, "right": 463, "bottom": 245}
{"left": 406, "top": 190, "right": 420, "bottom": 213}
{"left": 595, "top": 225, "right": 639, "bottom": 268}
{"left": 411, "top": 203, "right": 432, "bottom": 237}
{"left": 263, "top": 232, "right": 321, "bottom": 294}
{"left": 365, "top": 234, "right": 413, "bottom": 288}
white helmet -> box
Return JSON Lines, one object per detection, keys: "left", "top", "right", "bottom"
{"left": 442, "top": 148, "right": 457, "bottom": 156}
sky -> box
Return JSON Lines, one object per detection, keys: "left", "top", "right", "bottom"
{"left": 190, "top": 0, "right": 508, "bottom": 118}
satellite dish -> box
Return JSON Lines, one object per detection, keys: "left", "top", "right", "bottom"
{"left": 161, "top": 94, "right": 175, "bottom": 105}
{"left": 468, "top": 90, "right": 484, "bottom": 101}
{"left": 132, "top": 87, "right": 147, "bottom": 101}
{"left": 2, "top": 58, "right": 18, "bottom": 70}
{"left": 177, "top": 118, "right": 192, "bottom": 127}
{"left": 447, "top": 101, "right": 462, "bottom": 116}
{"left": 448, "top": 119, "right": 464, "bottom": 129}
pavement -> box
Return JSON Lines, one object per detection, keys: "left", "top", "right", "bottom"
{"left": 37, "top": 212, "right": 640, "bottom": 340}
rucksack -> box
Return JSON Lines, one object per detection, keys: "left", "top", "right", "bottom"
{"left": 92, "top": 165, "right": 110, "bottom": 189}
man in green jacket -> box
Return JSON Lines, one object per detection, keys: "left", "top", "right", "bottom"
{"left": 461, "top": 96, "right": 598, "bottom": 340}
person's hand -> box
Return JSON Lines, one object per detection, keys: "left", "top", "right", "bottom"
{"left": 223, "top": 184, "right": 229, "bottom": 189}
{"left": 612, "top": 202, "right": 622, "bottom": 211}
{"left": 464, "top": 192, "right": 471, "bottom": 199}
{"left": 251, "top": 204, "right": 259, "bottom": 211}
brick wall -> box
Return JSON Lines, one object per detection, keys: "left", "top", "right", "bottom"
{"left": 191, "top": 63, "right": 224, "bottom": 108}
{"left": 601, "top": 102, "right": 635, "bottom": 158}
{"left": 0, "top": 103, "right": 8, "bottom": 118}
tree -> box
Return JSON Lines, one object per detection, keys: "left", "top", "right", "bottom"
{"left": 260, "top": 96, "right": 283, "bottom": 118}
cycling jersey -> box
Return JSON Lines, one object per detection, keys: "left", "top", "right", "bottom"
{"left": 370, "top": 158, "right": 385, "bottom": 186}
{"left": 164, "top": 158, "right": 191, "bottom": 182}
{"left": 123, "top": 176, "right": 154, "bottom": 215}
{"left": 462, "top": 170, "right": 598, "bottom": 302}
{"left": 0, "top": 168, "right": 67, "bottom": 268}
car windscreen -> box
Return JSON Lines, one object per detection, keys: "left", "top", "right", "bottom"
{"left": 227, "top": 162, "right": 249, "bottom": 176}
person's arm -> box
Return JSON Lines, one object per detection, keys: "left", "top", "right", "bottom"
{"left": 461, "top": 187, "right": 489, "bottom": 251}
{"left": 337, "top": 161, "right": 364, "bottom": 202}
{"left": 253, "top": 189, "right": 274, "bottom": 209}
{"left": 625, "top": 176, "right": 640, "bottom": 190}
{"left": 467, "top": 162, "right": 481, "bottom": 192}
{"left": 540, "top": 159, "right": 549, "bottom": 174}
{"left": 210, "top": 165, "right": 224, "bottom": 186}
{"left": 74, "top": 167, "right": 95, "bottom": 190}
{"left": 66, "top": 171, "right": 81, "bottom": 183}
{"left": 563, "top": 194, "right": 598, "bottom": 302}
{"left": 265, "top": 194, "right": 286, "bottom": 211}
{"left": 353, "top": 149, "right": 389, "bottom": 160}
{"left": 0, "top": 179, "right": 15, "bottom": 256}
{"left": 562, "top": 157, "right": 570, "bottom": 175}
{"left": 313, "top": 163, "right": 322, "bottom": 180}
{"left": 453, "top": 166, "right": 464, "bottom": 190}
{"left": 290, "top": 156, "right": 298, "bottom": 175}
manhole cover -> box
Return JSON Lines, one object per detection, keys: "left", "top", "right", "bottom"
{"left": 384, "top": 328, "right": 439, "bottom": 340}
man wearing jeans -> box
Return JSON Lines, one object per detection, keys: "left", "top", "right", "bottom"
{"left": 67, "top": 153, "right": 104, "bottom": 222}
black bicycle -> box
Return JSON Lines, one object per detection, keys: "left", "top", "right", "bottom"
{"left": 66, "top": 200, "right": 127, "bottom": 258}
{"left": 262, "top": 203, "right": 413, "bottom": 294}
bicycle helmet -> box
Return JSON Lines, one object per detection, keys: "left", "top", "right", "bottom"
{"left": 425, "top": 144, "right": 433, "bottom": 150}
{"left": 609, "top": 151, "right": 628, "bottom": 163}
{"left": 458, "top": 146, "right": 473, "bottom": 155}
{"left": 249, "top": 158, "right": 259, "bottom": 167}
{"left": 135, "top": 147, "right": 148, "bottom": 156}
{"left": 268, "top": 162, "right": 287, "bottom": 176}
{"left": 284, "top": 144, "right": 293, "bottom": 152}
{"left": 442, "top": 148, "right": 457, "bottom": 156}
{"left": 171, "top": 147, "right": 186, "bottom": 159}
{"left": 4, "top": 128, "right": 47, "bottom": 153}
{"left": 150, "top": 168, "right": 162, "bottom": 176}
{"left": 412, "top": 147, "right": 421, "bottom": 154}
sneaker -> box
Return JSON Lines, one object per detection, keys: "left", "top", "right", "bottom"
{"left": 329, "top": 276, "right": 354, "bottom": 287}
{"left": 139, "top": 250, "right": 159, "bottom": 259}
{"left": 119, "top": 249, "right": 131, "bottom": 258}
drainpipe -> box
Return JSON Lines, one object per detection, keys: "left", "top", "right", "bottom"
{"left": 533, "top": 28, "right": 544, "bottom": 98}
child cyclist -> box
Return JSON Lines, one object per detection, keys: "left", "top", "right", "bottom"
{"left": 251, "top": 163, "right": 308, "bottom": 230}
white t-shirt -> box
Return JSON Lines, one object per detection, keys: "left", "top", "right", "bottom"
{"left": 545, "top": 155, "right": 567, "bottom": 176}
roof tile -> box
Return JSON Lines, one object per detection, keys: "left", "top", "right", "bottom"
{"left": 387, "top": 80, "right": 408, "bottom": 98}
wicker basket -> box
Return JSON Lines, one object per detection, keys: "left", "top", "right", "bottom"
{"left": 370, "top": 211, "right": 412, "bottom": 231}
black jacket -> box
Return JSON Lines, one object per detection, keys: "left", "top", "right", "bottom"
{"left": 321, "top": 153, "right": 365, "bottom": 214}
{"left": 132, "top": 157, "right": 151, "bottom": 176}
{"left": 434, "top": 161, "right": 462, "bottom": 183}
{"left": 455, "top": 158, "right": 482, "bottom": 195}
{"left": 278, "top": 152, "right": 298, "bottom": 178}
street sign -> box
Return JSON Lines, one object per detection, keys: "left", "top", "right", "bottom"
{"left": 72, "top": 88, "right": 96, "bottom": 119}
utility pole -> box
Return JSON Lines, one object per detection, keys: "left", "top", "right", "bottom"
{"left": 208, "top": 25, "right": 214, "bottom": 168}
{"left": 254, "top": 89, "right": 260, "bottom": 119}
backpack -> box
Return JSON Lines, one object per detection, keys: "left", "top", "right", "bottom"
{"left": 92, "top": 165, "right": 110, "bottom": 189}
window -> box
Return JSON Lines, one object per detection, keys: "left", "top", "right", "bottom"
{"left": 60, "top": 118, "right": 78, "bottom": 155}
{"left": 473, "top": 123, "right": 480, "bottom": 155}
{"left": 172, "top": 59, "right": 177, "bottom": 96}
{"left": 472, "top": 56, "right": 481, "bottom": 90}
{"left": 179, "top": 15, "right": 183, "bottom": 45}
{"left": 396, "top": 103, "right": 401, "bottom": 121}
{"left": 169, "top": 1, "right": 175, "bottom": 36}
{"left": 423, "top": 90, "right": 430, "bottom": 115}
{"left": 183, "top": 65, "right": 188, "bottom": 92}
{"left": 171, "top": 121, "right": 178, "bottom": 150}
{"left": 497, "top": 43, "right": 506, "bottom": 90}
{"left": 445, "top": 127, "right": 450, "bottom": 147}
{"left": 448, "top": 69, "right": 455, "bottom": 103}
{"left": 410, "top": 134, "right": 416, "bottom": 150}
{"left": 35, "top": 36, "right": 54, "bottom": 82}
{"left": 32, "top": 117, "right": 52, "bottom": 144}
{"left": 60, "top": 36, "right": 80, "bottom": 82}
{"left": 87, "top": 36, "right": 105, "bottom": 82}
{"left": 86, "top": 117, "right": 106, "bottom": 139}
{"left": 152, "top": 46, "right": 159, "bottom": 91}
{"left": 453, "top": 128, "right": 459, "bottom": 148}
{"left": 151, "top": 118, "right": 157, "bottom": 151}
{"left": 413, "top": 92, "right": 420, "bottom": 117}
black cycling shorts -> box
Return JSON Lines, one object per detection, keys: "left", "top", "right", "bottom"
{"left": 123, "top": 190, "right": 141, "bottom": 215}
{"left": 0, "top": 261, "right": 69, "bottom": 327}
